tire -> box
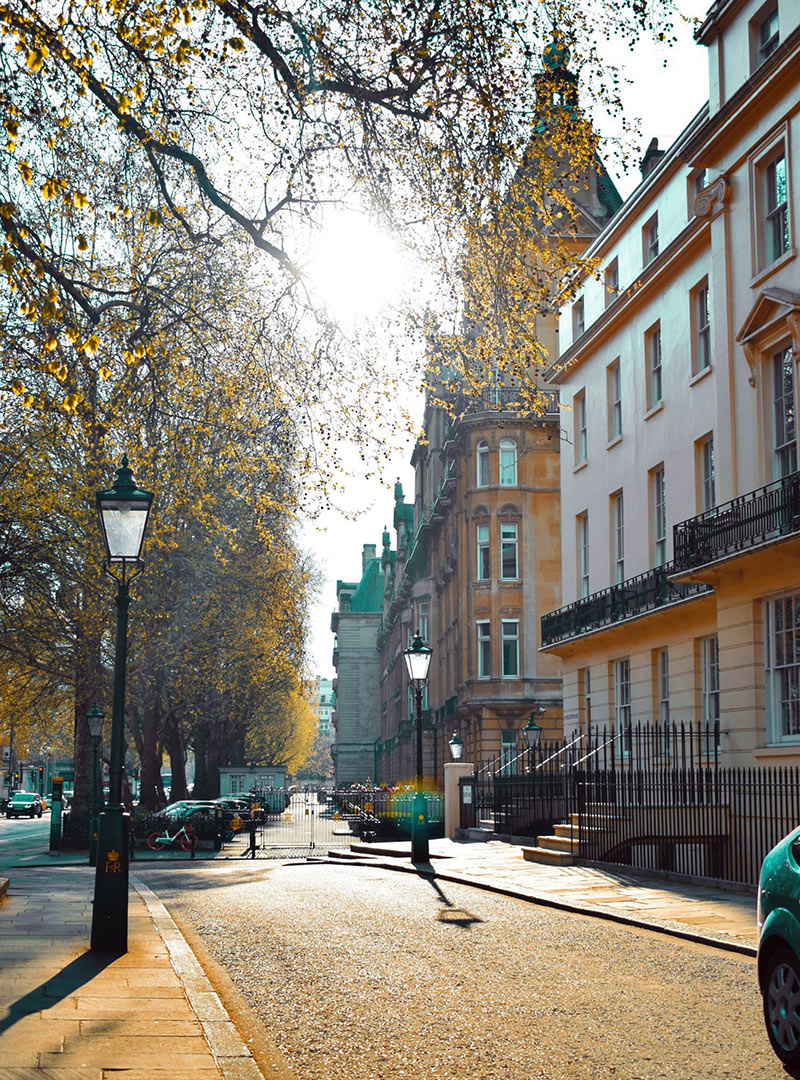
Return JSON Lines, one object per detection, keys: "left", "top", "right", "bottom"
{"left": 763, "top": 946, "right": 800, "bottom": 1066}
{"left": 29, "top": 809, "right": 35, "bottom": 818}
{"left": 179, "top": 829, "right": 198, "bottom": 852}
{"left": 37, "top": 808, "right": 42, "bottom": 818}
{"left": 147, "top": 832, "right": 163, "bottom": 851}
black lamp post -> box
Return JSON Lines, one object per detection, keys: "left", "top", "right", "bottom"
{"left": 87, "top": 703, "right": 104, "bottom": 867}
{"left": 522, "top": 711, "right": 544, "bottom": 763}
{"left": 402, "top": 629, "right": 433, "bottom": 863}
{"left": 448, "top": 732, "right": 463, "bottom": 761}
{"left": 90, "top": 455, "right": 153, "bottom": 954}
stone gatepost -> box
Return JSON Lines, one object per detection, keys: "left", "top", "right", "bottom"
{"left": 444, "top": 762, "right": 474, "bottom": 838}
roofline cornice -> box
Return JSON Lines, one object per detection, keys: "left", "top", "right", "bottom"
{"left": 695, "top": 0, "right": 744, "bottom": 45}
{"left": 564, "top": 105, "right": 709, "bottom": 270}
{"left": 682, "top": 25, "right": 800, "bottom": 162}
{"left": 547, "top": 214, "right": 710, "bottom": 382}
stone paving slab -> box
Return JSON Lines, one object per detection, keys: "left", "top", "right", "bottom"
{"left": 0, "top": 867, "right": 269, "bottom": 1079}
{"left": 0, "top": 1070, "right": 103, "bottom": 1080}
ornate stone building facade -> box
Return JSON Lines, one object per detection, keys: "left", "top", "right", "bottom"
{"left": 375, "top": 390, "right": 565, "bottom": 785}
{"left": 542, "top": 0, "right": 800, "bottom": 767}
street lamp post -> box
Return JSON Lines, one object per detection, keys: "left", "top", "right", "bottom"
{"left": 448, "top": 732, "right": 463, "bottom": 761}
{"left": 402, "top": 629, "right": 433, "bottom": 863}
{"left": 87, "top": 704, "right": 104, "bottom": 867}
{"left": 522, "top": 710, "right": 544, "bottom": 763}
{"left": 90, "top": 455, "right": 153, "bottom": 954}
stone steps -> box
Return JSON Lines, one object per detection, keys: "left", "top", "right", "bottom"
{"left": 465, "top": 826, "right": 494, "bottom": 842}
{"left": 521, "top": 844, "right": 574, "bottom": 866}
{"left": 523, "top": 806, "right": 631, "bottom": 866}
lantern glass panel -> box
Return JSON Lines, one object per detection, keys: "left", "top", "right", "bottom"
{"left": 403, "top": 645, "right": 432, "bottom": 685}
{"left": 99, "top": 500, "right": 150, "bottom": 562}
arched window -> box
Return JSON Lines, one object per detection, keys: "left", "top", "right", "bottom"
{"left": 499, "top": 438, "right": 517, "bottom": 486}
{"left": 476, "top": 440, "right": 489, "bottom": 488}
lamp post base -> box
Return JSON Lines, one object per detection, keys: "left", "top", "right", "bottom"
{"left": 90, "top": 809, "right": 130, "bottom": 953}
{"left": 89, "top": 815, "right": 99, "bottom": 867}
{"left": 411, "top": 790, "right": 429, "bottom": 863}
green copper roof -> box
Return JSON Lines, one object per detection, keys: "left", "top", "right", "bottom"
{"left": 596, "top": 157, "right": 623, "bottom": 218}
{"left": 350, "top": 557, "right": 384, "bottom": 612}
{"left": 394, "top": 502, "right": 414, "bottom": 529}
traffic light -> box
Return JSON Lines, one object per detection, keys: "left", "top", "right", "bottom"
{"left": 38, "top": 766, "right": 44, "bottom": 792}
{"left": 12, "top": 770, "right": 19, "bottom": 789}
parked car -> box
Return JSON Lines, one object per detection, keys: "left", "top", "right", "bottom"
{"left": 758, "top": 826, "right": 800, "bottom": 1065}
{"left": 162, "top": 800, "right": 200, "bottom": 815}
{"left": 162, "top": 801, "right": 220, "bottom": 822}
{"left": 213, "top": 798, "right": 252, "bottom": 815}
{"left": 6, "top": 792, "right": 44, "bottom": 818}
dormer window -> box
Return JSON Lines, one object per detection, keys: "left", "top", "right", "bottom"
{"left": 750, "top": 4, "right": 780, "bottom": 72}
{"left": 643, "top": 214, "right": 659, "bottom": 266}
{"left": 759, "top": 7, "right": 779, "bottom": 64}
{"left": 573, "top": 297, "right": 585, "bottom": 339}
{"left": 604, "top": 260, "right": 619, "bottom": 308}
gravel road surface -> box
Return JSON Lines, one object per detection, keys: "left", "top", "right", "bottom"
{"left": 139, "top": 860, "right": 783, "bottom": 1080}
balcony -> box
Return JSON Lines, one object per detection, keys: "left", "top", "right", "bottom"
{"left": 673, "top": 470, "right": 800, "bottom": 572}
{"left": 541, "top": 563, "right": 712, "bottom": 647}
{"left": 443, "top": 387, "right": 560, "bottom": 441}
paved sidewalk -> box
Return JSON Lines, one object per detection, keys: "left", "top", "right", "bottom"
{"left": 0, "top": 865, "right": 270, "bottom": 1078}
{"left": 335, "top": 837, "right": 759, "bottom": 955}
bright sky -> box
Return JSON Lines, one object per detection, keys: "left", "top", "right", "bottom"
{"left": 302, "top": 0, "right": 711, "bottom": 680}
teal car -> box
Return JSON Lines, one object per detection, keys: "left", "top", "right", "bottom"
{"left": 758, "top": 826, "right": 800, "bottom": 1065}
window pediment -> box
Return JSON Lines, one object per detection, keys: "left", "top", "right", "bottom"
{"left": 737, "top": 288, "right": 800, "bottom": 385}
{"left": 472, "top": 504, "right": 490, "bottom": 519}
{"left": 498, "top": 503, "right": 521, "bottom": 517}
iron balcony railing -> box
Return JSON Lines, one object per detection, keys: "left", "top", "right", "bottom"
{"left": 541, "top": 562, "right": 712, "bottom": 647}
{"left": 673, "top": 469, "right": 800, "bottom": 571}
{"left": 443, "top": 386, "right": 560, "bottom": 432}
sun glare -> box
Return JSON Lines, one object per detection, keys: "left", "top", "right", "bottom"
{"left": 305, "top": 210, "right": 411, "bottom": 326}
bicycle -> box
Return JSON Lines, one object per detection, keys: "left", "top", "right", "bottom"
{"left": 147, "top": 822, "right": 199, "bottom": 852}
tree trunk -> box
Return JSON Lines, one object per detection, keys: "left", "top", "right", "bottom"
{"left": 65, "top": 627, "right": 103, "bottom": 848}
{"left": 193, "top": 721, "right": 211, "bottom": 798}
{"left": 163, "top": 716, "right": 187, "bottom": 801}
{"left": 133, "top": 702, "right": 164, "bottom": 811}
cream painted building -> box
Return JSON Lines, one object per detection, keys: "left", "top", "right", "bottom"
{"left": 542, "top": 0, "right": 800, "bottom": 766}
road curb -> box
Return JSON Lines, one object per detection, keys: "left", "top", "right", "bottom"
{"left": 326, "top": 853, "right": 758, "bottom": 958}
{"left": 131, "top": 874, "right": 268, "bottom": 1079}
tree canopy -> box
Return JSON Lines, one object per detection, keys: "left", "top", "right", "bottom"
{"left": 0, "top": 0, "right": 680, "bottom": 411}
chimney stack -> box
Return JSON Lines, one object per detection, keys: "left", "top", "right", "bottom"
{"left": 640, "top": 137, "right": 665, "bottom": 179}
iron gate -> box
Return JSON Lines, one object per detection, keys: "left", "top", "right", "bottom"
{"left": 223, "top": 790, "right": 358, "bottom": 859}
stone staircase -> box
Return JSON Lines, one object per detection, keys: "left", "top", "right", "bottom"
{"left": 464, "top": 817, "right": 496, "bottom": 842}
{"left": 522, "top": 816, "right": 580, "bottom": 866}
{"left": 521, "top": 807, "right": 626, "bottom": 866}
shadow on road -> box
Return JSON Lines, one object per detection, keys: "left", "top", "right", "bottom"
{"left": 425, "top": 876, "right": 485, "bottom": 930}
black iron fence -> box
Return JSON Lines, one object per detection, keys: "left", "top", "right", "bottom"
{"left": 459, "top": 722, "right": 800, "bottom": 886}
{"left": 446, "top": 385, "right": 560, "bottom": 417}
{"left": 673, "top": 468, "right": 800, "bottom": 571}
{"left": 577, "top": 766, "right": 800, "bottom": 886}
{"left": 541, "top": 564, "right": 712, "bottom": 646}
